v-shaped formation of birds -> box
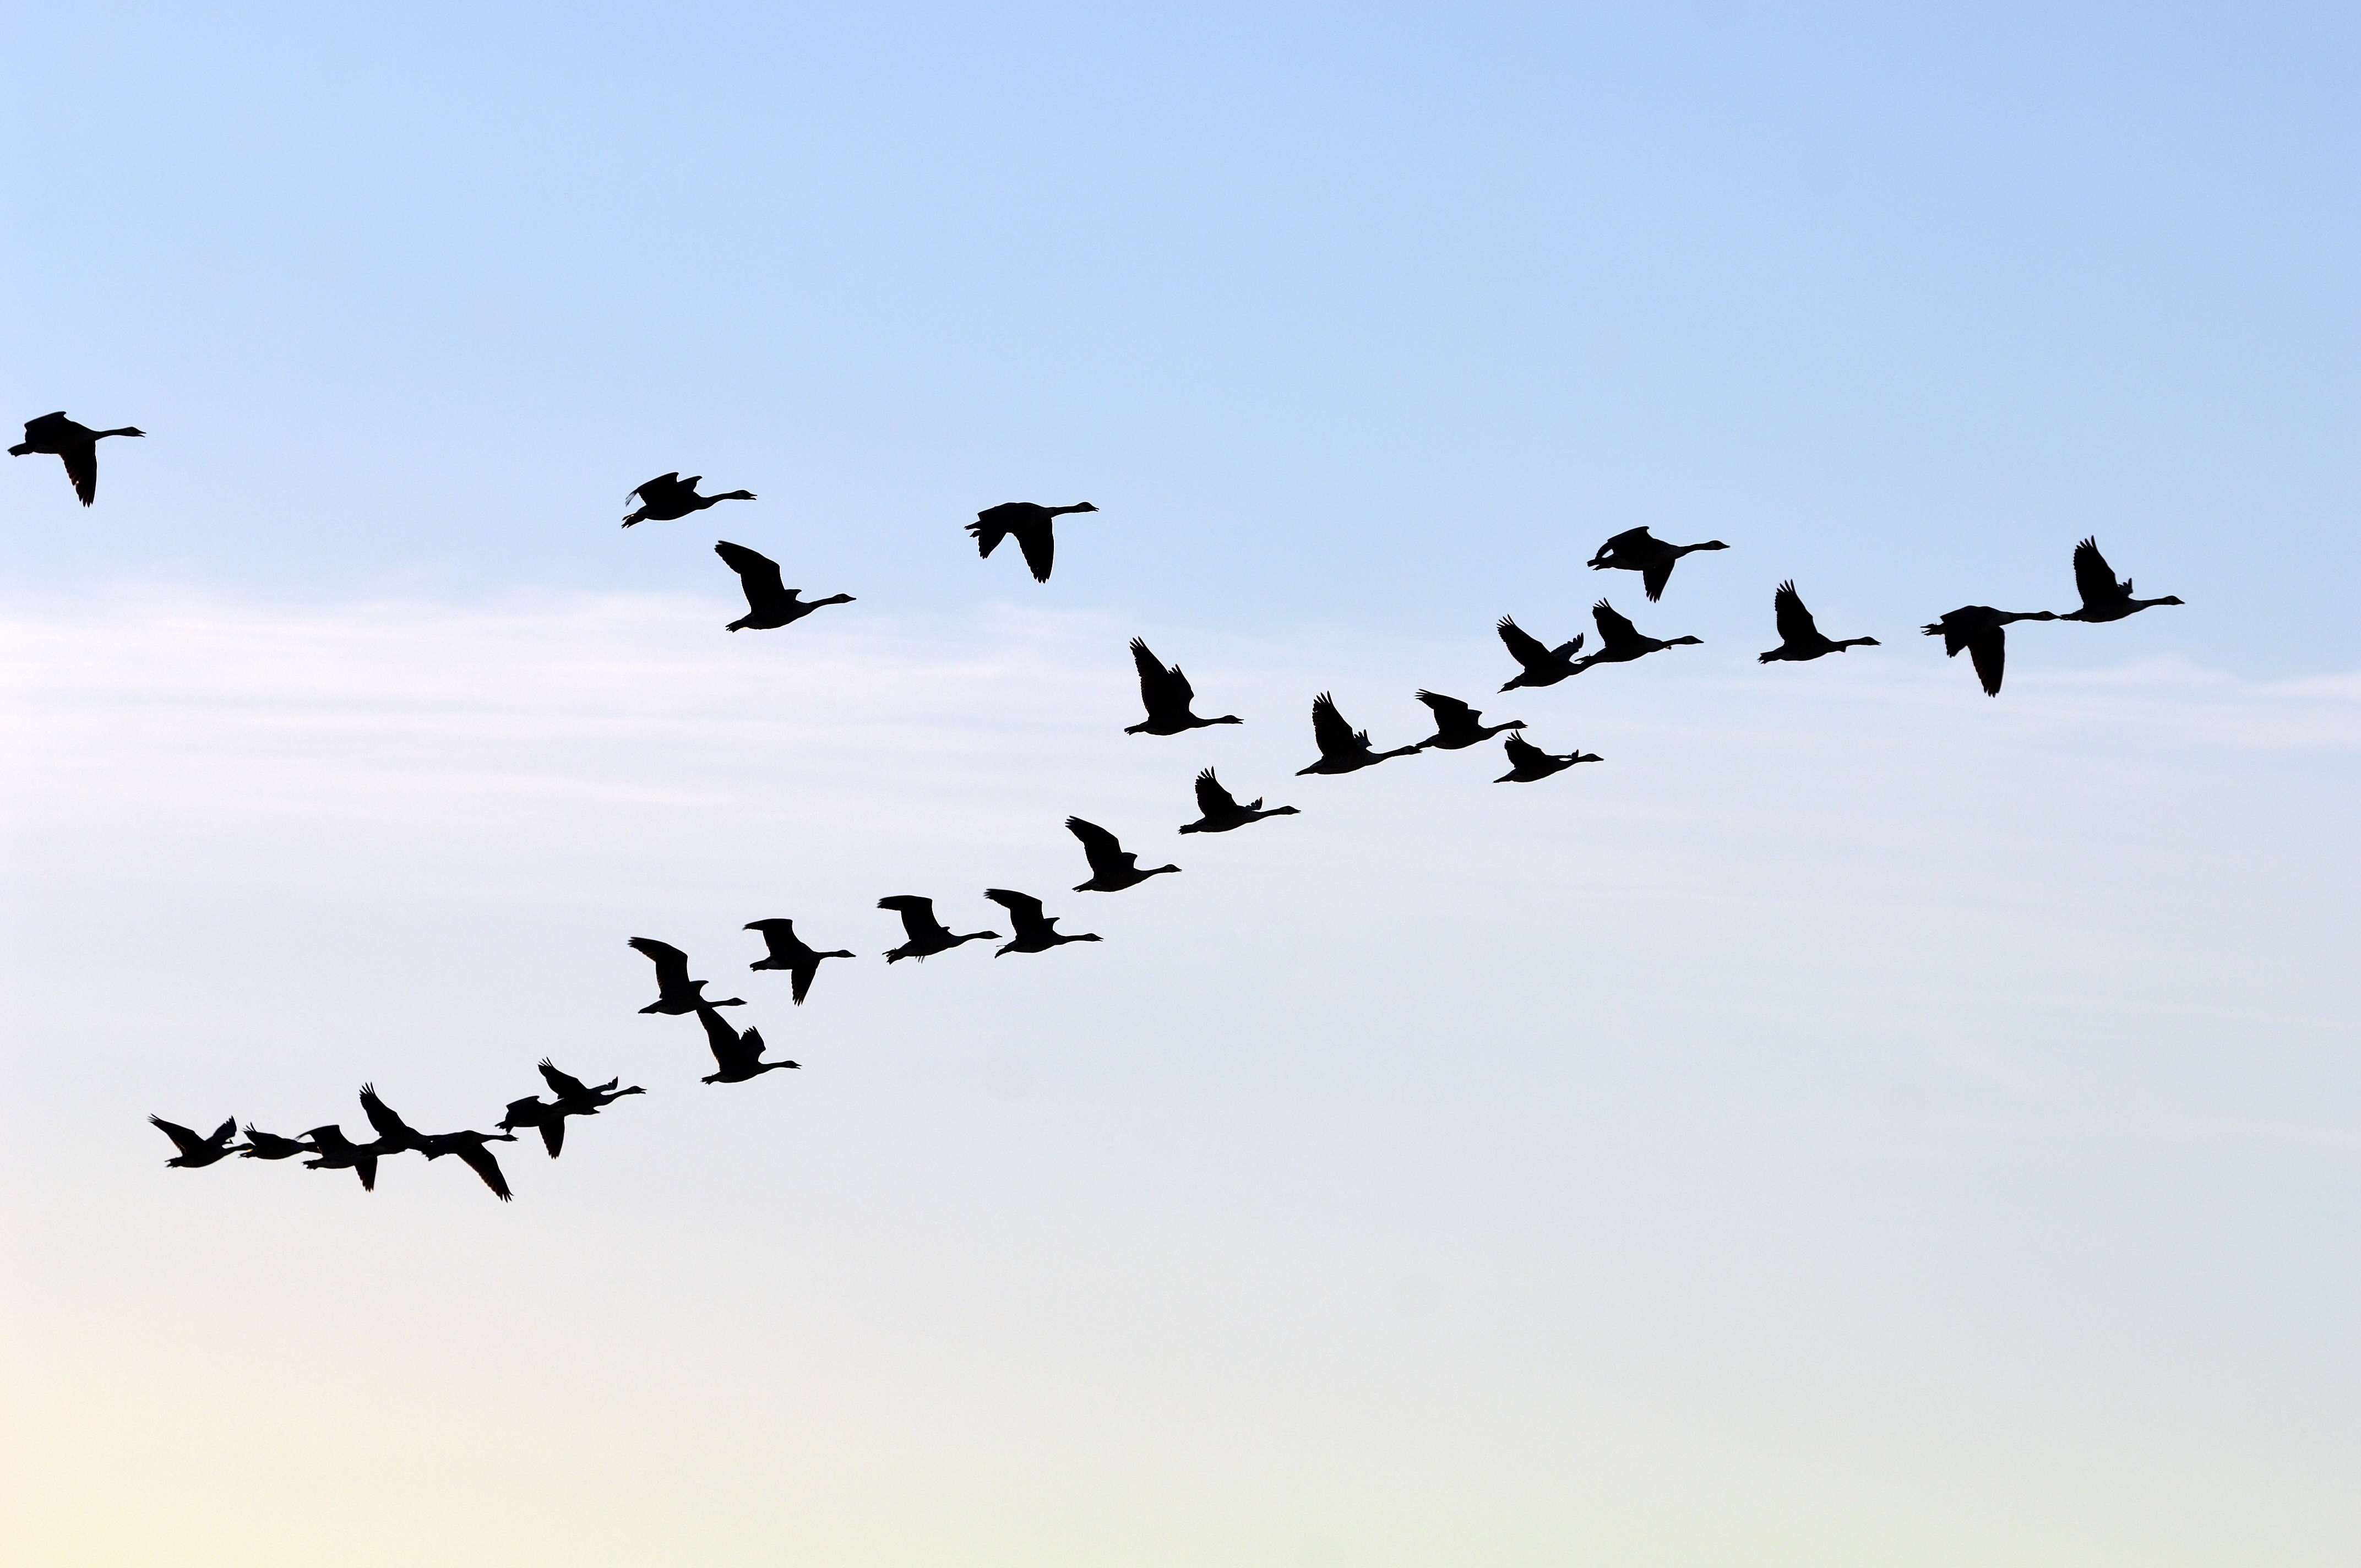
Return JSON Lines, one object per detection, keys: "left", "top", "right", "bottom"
{"left": 13, "top": 415, "right": 2186, "bottom": 1201}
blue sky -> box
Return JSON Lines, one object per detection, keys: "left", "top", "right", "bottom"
{"left": 3, "top": 7, "right": 2357, "bottom": 1565}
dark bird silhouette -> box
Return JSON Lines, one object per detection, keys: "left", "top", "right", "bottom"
{"left": 1411, "top": 690, "right": 1525, "bottom": 750}
{"left": 2059, "top": 537, "right": 2185, "bottom": 624}
{"left": 1495, "top": 616, "right": 1587, "bottom": 690}
{"left": 1125, "top": 637, "right": 1240, "bottom": 734}
{"left": 301, "top": 1125, "right": 385, "bottom": 1191}
{"left": 1921, "top": 606, "right": 2058, "bottom": 696}
{"left": 1568, "top": 600, "right": 1703, "bottom": 673}
{"left": 1586, "top": 526, "right": 1729, "bottom": 601}
{"left": 622, "top": 472, "right": 754, "bottom": 527}
{"left": 233, "top": 1125, "right": 315, "bottom": 1161}
{"left": 358, "top": 1084, "right": 427, "bottom": 1157}
{"left": 627, "top": 937, "right": 744, "bottom": 1014}
{"left": 1758, "top": 581, "right": 1880, "bottom": 663}
{"left": 877, "top": 896, "right": 999, "bottom": 962}
{"left": 713, "top": 541, "right": 854, "bottom": 631}
{"left": 1297, "top": 692, "right": 1421, "bottom": 776}
{"left": 416, "top": 1129, "right": 519, "bottom": 1201}
{"left": 497, "top": 1096, "right": 565, "bottom": 1157}
{"left": 1178, "top": 767, "right": 1299, "bottom": 834}
{"left": 982, "top": 888, "right": 1102, "bottom": 955}
{"left": 12, "top": 412, "right": 143, "bottom": 505}
{"left": 539, "top": 1059, "right": 646, "bottom": 1114}
{"left": 694, "top": 1001, "right": 798, "bottom": 1084}
{"left": 1494, "top": 731, "right": 1603, "bottom": 783}
{"left": 744, "top": 918, "right": 856, "bottom": 1004}
{"left": 1066, "top": 816, "right": 1180, "bottom": 892}
{"left": 149, "top": 1115, "right": 237, "bottom": 1169}
{"left": 967, "top": 501, "right": 1097, "bottom": 582}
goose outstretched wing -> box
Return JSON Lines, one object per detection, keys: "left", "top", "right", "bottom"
{"left": 629, "top": 473, "right": 683, "bottom": 505}
{"left": 1309, "top": 693, "right": 1362, "bottom": 757}
{"left": 1415, "top": 690, "right": 1476, "bottom": 726}
{"left": 1772, "top": 581, "right": 1818, "bottom": 645}
{"left": 1193, "top": 767, "right": 1240, "bottom": 817}
{"left": 1590, "top": 526, "right": 1649, "bottom": 563}
{"left": 2072, "top": 537, "right": 2125, "bottom": 609}
{"left": 446, "top": 1141, "right": 513, "bottom": 1201}
{"left": 1014, "top": 520, "right": 1056, "bottom": 582}
{"left": 983, "top": 888, "right": 1051, "bottom": 938}
{"left": 877, "top": 895, "right": 949, "bottom": 943}
{"left": 359, "top": 1085, "right": 420, "bottom": 1147}
{"left": 1968, "top": 629, "right": 2007, "bottom": 696}
{"left": 148, "top": 1115, "right": 209, "bottom": 1156}
{"left": 1500, "top": 732, "right": 1547, "bottom": 770}
{"left": 627, "top": 937, "right": 693, "bottom": 992}
{"left": 1496, "top": 617, "right": 1554, "bottom": 673}
{"left": 538, "top": 1060, "right": 594, "bottom": 1101}
{"left": 1641, "top": 558, "right": 1674, "bottom": 602}
{"left": 1064, "top": 817, "right": 1130, "bottom": 879}
{"left": 715, "top": 541, "right": 787, "bottom": 603}
{"left": 1591, "top": 600, "right": 1640, "bottom": 651}
{"left": 1131, "top": 638, "right": 1194, "bottom": 716}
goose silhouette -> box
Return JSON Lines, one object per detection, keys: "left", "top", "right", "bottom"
{"left": 1759, "top": 581, "right": 1879, "bottom": 663}
{"left": 12, "top": 412, "right": 143, "bottom": 505}
{"left": 1569, "top": 600, "right": 1702, "bottom": 673}
{"left": 877, "top": 896, "right": 998, "bottom": 961}
{"left": 623, "top": 472, "right": 754, "bottom": 527}
{"left": 1494, "top": 731, "right": 1603, "bottom": 783}
{"left": 1178, "top": 768, "right": 1298, "bottom": 834}
{"left": 1921, "top": 606, "right": 2057, "bottom": 696}
{"left": 2059, "top": 537, "right": 2184, "bottom": 624}
{"left": 968, "top": 502, "right": 1096, "bottom": 582}
{"left": 1297, "top": 692, "right": 1420, "bottom": 775}
{"left": 1412, "top": 691, "right": 1525, "bottom": 750}
{"left": 149, "top": 1115, "right": 237, "bottom": 1169}
{"left": 301, "top": 1125, "right": 388, "bottom": 1191}
{"left": 1496, "top": 616, "right": 1586, "bottom": 690}
{"left": 983, "top": 889, "right": 1102, "bottom": 955}
{"left": 417, "top": 1129, "right": 520, "bottom": 1201}
{"left": 714, "top": 541, "right": 854, "bottom": 630}
{"left": 694, "top": 1001, "right": 798, "bottom": 1084}
{"left": 233, "top": 1125, "right": 315, "bottom": 1161}
{"left": 1586, "top": 526, "right": 1728, "bottom": 601}
{"left": 628, "top": 937, "right": 745, "bottom": 1013}
{"left": 1067, "top": 816, "right": 1179, "bottom": 892}
{"left": 1126, "top": 637, "right": 1241, "bottom": 734}
{"left": 744, "top": 918, "right": 857, "bottom": 1003}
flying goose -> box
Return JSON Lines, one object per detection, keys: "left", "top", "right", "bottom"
{"left": 627, "top": 937, "right": 745, "bottom": 1014}
{"left": 1067, "top": 816, "right": 1180, "bottom": 892}
{"left": 1586, "top": 526, "right": 1728, "bottom": 601}
{"left": 358, "top": 1084, "right": 427, "bottom": 1157}
{"left": 412, "top": 1129, "right": 519, "bottom": 1200}
{"left": 1495, "top": 616, "right": 1587, "bottom": 690}
{"left": 877, "top": 896, "right": 999, "bottom": 962}
{"left": 1125, "top": 638, "right": 1241, "bottom": 734}
{"left": 149, "top": 1115, "right": 238, "bottom": 1169}
{"left": 983, "top": 889, "right": 1102, "bottom": 955}
{"left": 12, "top": 412, "right": 143, "bottom": 505}
{"left": 1411, "top": 690, "right": 1525, "bottom": 750}
{"left": 2059, "top": 537, "right": 2185, "bottom": 624}
{"left": 301, "top": 1125, "right": 386, "bottom": 1191}
{"left": 622, "top": 472, "right": 754, "bottom": 527}
{"left": 1178, "top": 767, "right": 1298, "bottom": 834}
{"left": 967, "top": 502, "right": 1097, "bottom": 583}
{"left": 1568, "top": 600, "right": 1702, "bottom": 673}
{"left": 694, "top": 1001, "right": 799, "bottom": 1084}
{"left": 1921, "top": 606, "right": 2057, "bottom": 696}
{"left": 714, "top": 541, "right": 855, "bottom": 631}
{"left": 1758, "top": 581, "right": 1879, "bottom": 663}
{"left": 1494, "top": 731, "right": 1603, "bottom": 783}
{"left": 744, "top": 918, "right": 857, "bottom": 1004}
{"left": 233, "top": 1125, "right": 315, "bottom": 1161}
{"left": 1296, "top": 692, "right": 1421, "bottom": 776}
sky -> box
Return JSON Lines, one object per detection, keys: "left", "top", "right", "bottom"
{"left": 2, "top": 5, "right": 2356, "bottom": 1566}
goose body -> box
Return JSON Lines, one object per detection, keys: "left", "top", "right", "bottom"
{"left": 1494, "top": 731, "right": 1603, "bottom": 783}
{"left": 1586, "top": 526, "right": 1728, "bottom": 601}
{"left": 416, "top": 1129, "right": 519, "bottom": 1201}
{"left": 983, "top": 888, "right": 1102, "bottom": 955}
{"left": 628, "top": 937, "right": 744, "bottom": 1013}
{"left": 1412, "top": 690, "right": 1524, "bottom": 750}
{"left": 1921, "top": 606, "right": 2057, "bottom": 696}
{"left": 877, "top": 896, "right": 999, "bottom": 961}
{"left": 1568, "top": 600, "right": 1702, "bottom": 673}
{"left": 623, "top": 472, "right": 754, "bottom": 527}
{"left": 1297, "top": 692, "right": 1421, "bottom": 775}
{"left": 2059, "top": 537, "right": 2184, "bottom": 624}
{"left": 744, "top": 918, "right": 856, "bottom": 1003}
{"left": 694, "top": 1001, "right": 798, "bottom": 1084}
{"left": 1759, "top": 581, "right": 1879, "bottom": 663}
{"left": 1178, "top": 767, "right": 1298, "bottom": 834}
{"left": 714, "top": 541, "right": 854, "bottom": 630}
{"left": 1495, "top": 616, "right": 1586, "bottom": 690}
{"left": 1125, "top": 637, "right": 1241, "bottom": 734}
{"left": 12, "top": 411, "right": 143, "bottom": 505}
{"left": 150, "top": 1114, "right": 238, "bottom": 1169}
{"left": 233, "top": 1125, "right": 315, "bottom": 1161}
{"left": 1067, "top": 816, "right": 1180, "bottom": 892}
{"left": 967, "top": 501, "right": 1096, "bottom": 582}
{"left": 301, "top": 1125, "right": 387, "bottom": 1191}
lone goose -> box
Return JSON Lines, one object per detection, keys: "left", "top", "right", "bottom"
{"left": 302, "top": 1125, "right": 387, "bottom": 1191}
{"left": 627, "top": 937, "right": 745, "bottom": 1014}
{"left": 877, "top": 896, "right": 999, "bottom": 962}
{"left": 1759, "top": 581, "right": 1880, "bottom": 663}
{"left": 1412, "top": 690, "right": 1525, "bottom": 750}
{"left": 1921, "top": 606, "right": 2057, "bottom": 696}
{"left": 1494, "top": 731, "right": 1603, "bottom": 783}
{"left": 1569, "top": 600, "right": 1702, "bottom": 673}
{"left": 743, "top": 918, "right": 856, "bottom": 1004}
{"left": 233, "top": 1125, "right": 315, "bottom": 1161}
{"left": 12, "top": 412, "right": 143, "bottom": 505}
{"left": 1125, "top": 638, "right": 1241, "bottom": 734}
{"left": 1297, "top": 692, "right": 1421, "bottom": 776}
{"left": 1586, "top": 526, "right": 1728, "bottom": 601}
{"left": 1496, "top": 616, "right": 1587, "bottom": 690}
{"left": 149, "top": 1114, "right": 238, "bottom": 1169}
{"left": 1178, "top": 767, "right": 1298, "bottom": 834}
{"left": 1067, "top": 816, "right": 1179, "bottom": 892}
{"left": 2059, "top": 537, "right": 2185, "bottom": 624}
{"left": 714, "top": 541, "right": 855, "bottom": 631}
{"left": 983, "top": 889, "right": 1102, "bottom": 955}
{"left": 694, "top": 1001, "right": 798, "bottom": 1084}
{"left": 623, "top": 473, "right": 754, "bottom": 527}
{"left": 417, "top": 1129, "right": 520, "bottom": 1201}
{"left": 967, "top": 501, "right": 1097, "bottom": 582}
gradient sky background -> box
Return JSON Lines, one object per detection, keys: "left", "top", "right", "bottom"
{"left": 3, "top": 5, "right": 2355, "bottom": 1565}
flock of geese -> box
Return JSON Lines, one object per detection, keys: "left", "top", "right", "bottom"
{"left": 9, "top": 411, "right": 2186, "bottom": 1202}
